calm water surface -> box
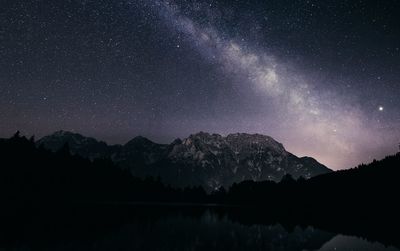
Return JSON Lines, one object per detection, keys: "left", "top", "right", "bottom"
{"left": 2, "top": 205, "right": 398, "bottom": 251}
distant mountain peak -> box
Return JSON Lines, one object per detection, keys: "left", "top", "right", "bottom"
{"left": 38, "top": 131, "right": 332, "bottom": 191}
{"left": 225, "top": 133, "right": 286, "bottom": 153}
{"left": 51, "top": 130, "right": 79, "bottom": 137}
{"left": 40, "top": 130, "right": 93, "bottom": 143}
{"left": 37, "top": 131, "right": 110, "bottom": 160}
{"left": 126, "top": 136, "right": 157, "bottom": 146}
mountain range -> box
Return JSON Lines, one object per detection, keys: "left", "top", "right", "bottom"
{"left": 37, "top": 131, "right": 332, "bottom": 191}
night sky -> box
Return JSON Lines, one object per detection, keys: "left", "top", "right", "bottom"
{"left": 1, "top": 0, "right": 399, "bottom": 169}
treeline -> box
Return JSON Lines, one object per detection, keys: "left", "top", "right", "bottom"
{"left": 0, "top": 132, "right": 208, "bottom": 205}
{"left": 2, "top": 132, "right": 400, "bottom": 248}
{"left": 224, "top": 153, "right": 400, "bottom": 213}
{"left": 1, "top": 132, "right": 400, "bottom": 215}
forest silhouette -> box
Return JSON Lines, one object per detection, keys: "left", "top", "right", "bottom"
{"left": 1, "top": 132, "right": 399, "bottom": 248}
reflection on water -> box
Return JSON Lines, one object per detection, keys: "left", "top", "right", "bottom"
{"left": 96, "top": 211, "right": 333, "bottom": 251}
{"left": 1, "top": 205, "right": 399, "bottom": 251}
{"left": 318, "top": 235, "right": 399, "bottom": 251}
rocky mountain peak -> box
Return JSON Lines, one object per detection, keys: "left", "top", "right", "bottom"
{"left": 184, "top": 132, "right": 224, "bottom": 145}
{"left": 225, "top": 133, "right": 286, "bottom": 154}
{"left": 37, "top": 131, "right": 332, "bottom": 191}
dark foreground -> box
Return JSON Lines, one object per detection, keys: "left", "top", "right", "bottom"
{"left": 1, "top": 203, "right": 399, "bottom": 251}
{"left": 1, "top": 135, "right": 399, "bottom": 250}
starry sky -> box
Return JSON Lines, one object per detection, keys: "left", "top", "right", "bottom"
{"left": 1, "top": 0, "right": 399, "bottom": 169}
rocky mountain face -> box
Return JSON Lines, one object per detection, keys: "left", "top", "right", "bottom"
{"left": 37, "top": 131, "right": 331, "bottom": 191}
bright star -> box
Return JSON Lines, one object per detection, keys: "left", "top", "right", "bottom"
{"left": 379, "top": 106, "right": 384, "bottom": 111}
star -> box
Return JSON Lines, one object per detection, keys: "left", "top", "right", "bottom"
{"left": 0, "top": 0, "right": 398, "bottom": 171}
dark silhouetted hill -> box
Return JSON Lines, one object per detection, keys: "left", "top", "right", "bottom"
{"left": 0, "top": 132, "right": 206, "bottom": 205}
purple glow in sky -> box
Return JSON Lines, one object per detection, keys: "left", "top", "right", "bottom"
{"left": 147, "top": 0, "right": 399, "bottom": 169}
{"left": 1, "top": 0, "right": 399, "bottom": 169}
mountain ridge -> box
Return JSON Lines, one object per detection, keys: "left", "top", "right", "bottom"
{"left": 37, "top": 130, "right": 332, "bottom": 191}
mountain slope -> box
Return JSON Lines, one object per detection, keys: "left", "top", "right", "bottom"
{"left": 38, "top": 131, "right": 331, "bottom": 191}
{"left": 37, "top": 130, "right": 120, "bottom": 160}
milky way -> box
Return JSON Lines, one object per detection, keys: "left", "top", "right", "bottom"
{"left": 147, "top": 0, "right": 399, "bottom": 168}
{"left": 1, "top": 0, "right": 399, "bottom": 169}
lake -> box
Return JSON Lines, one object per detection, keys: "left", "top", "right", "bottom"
{"left": 1, "top": 204, "right": 398, "bottom": 250}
